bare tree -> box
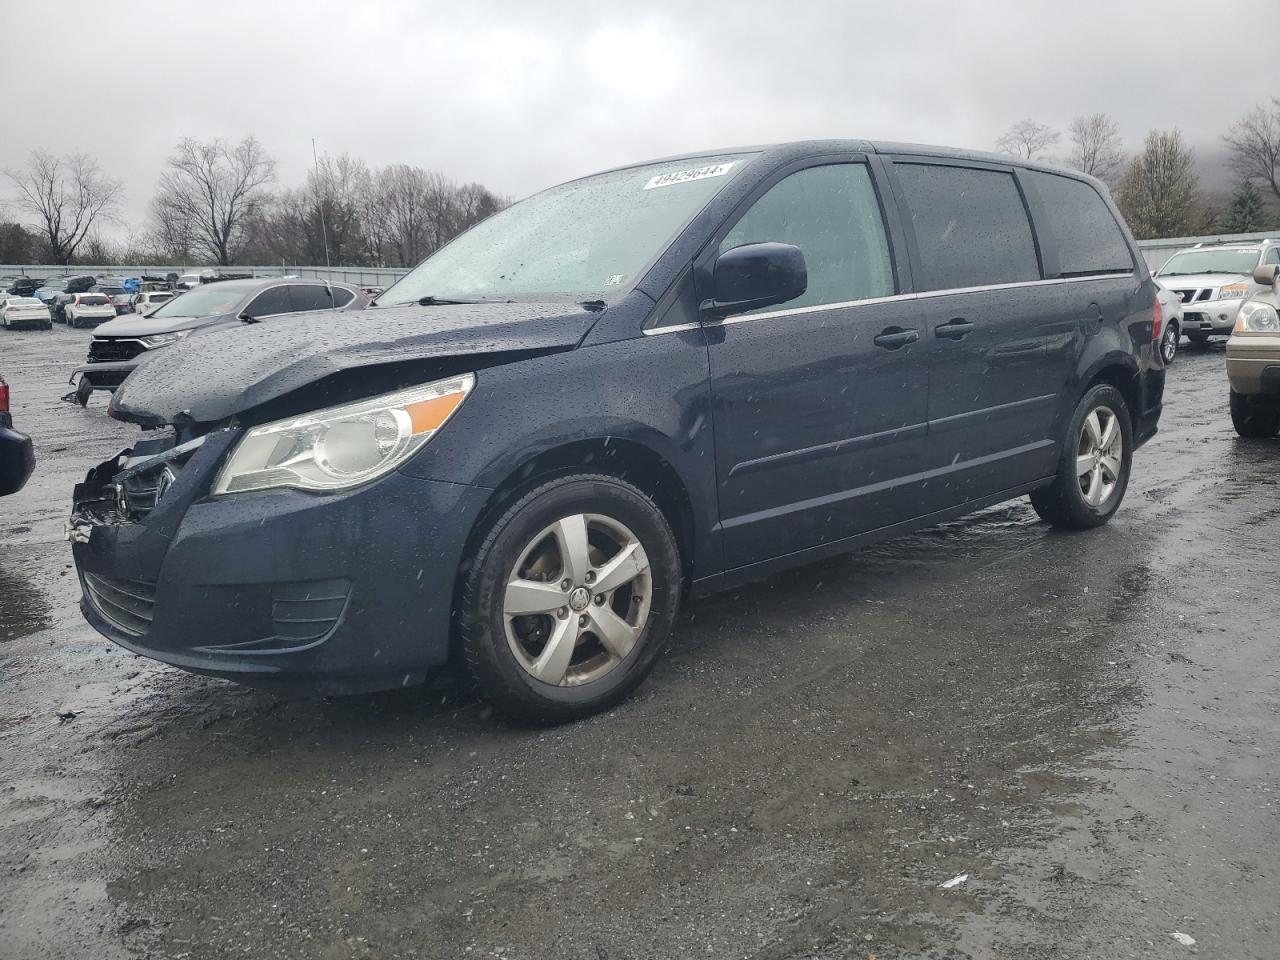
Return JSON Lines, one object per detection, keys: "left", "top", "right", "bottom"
{"left": 1115, "top": 130, "right": 1200, "bottom": 239}
{"left": 371, "top": 164, "right": 434, "bottom": 267}
{"left": 1066, "top": 113, "right": 1125, "bottom": 184}
{"left": 996, "top": 119, "right": 1060, "bottom": 161}
{"left": 6, "top": 151, "right": 121, "bottom": 265}
{"left": 1223, "top": 98, "right": 1280, "bottom": 201}
{"left": 151, "top": 136, "right": 276, "bottom": 265}
{"left": 306, "top": 154, "right": 371, "bottom": 266}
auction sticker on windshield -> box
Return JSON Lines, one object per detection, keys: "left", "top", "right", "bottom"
{"left": 644, "top": 162, "right": 735, "bottom": 190}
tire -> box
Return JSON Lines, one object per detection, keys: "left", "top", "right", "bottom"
{"left": 1031, "top": 384, "right": 1134, "bottom": 530}
{"left": 75, "top": 378, "right": 92, "bottom": 407}
{"left": 458, "top": 473, "right": 682, "bottom": 724}
{"left": 1230, "top": 389, "right": 1280, "bottom": 438}
{"left": 1160, "top": 323, "right": 1179, "bottom": 364}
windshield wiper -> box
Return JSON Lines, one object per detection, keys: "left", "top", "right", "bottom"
{"left": 418, "top": 295, "right": 497, "bottom": 306}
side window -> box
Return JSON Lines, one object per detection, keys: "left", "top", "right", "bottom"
{"left": 1025, "top": 171, "right": 1133, "bottom": 276}
{"left": 330, "top": 287, "right": 354, "bottom": 307}
{"left": 720, "top": 163, "right": 893, "bottom": 311}
{"left": 289, "top": 285, "right": 337, "bottom": 312}
{"left": 244, "top": 286, "right": 292, "bottom": 317}
{"left": 1266, "top": 248, "right": 1280, "bottom": 265}
{"left": 895, "top": 163, "right": 1040, "bottom": 290}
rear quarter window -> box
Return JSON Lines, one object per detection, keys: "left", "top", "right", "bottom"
{"left": 1025, "top": 171, "right": 1133, "bottom": 277}
{"left": 894, "top": 163, "right": 1040, "bottom": 291}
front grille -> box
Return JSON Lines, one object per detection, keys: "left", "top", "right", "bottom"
{"left": 88, "top": 337, "right": 147, "bottom": 362}
{"left": 84, "top": 573, "right": 156, "bottom": 636}
{"left": 1173, "top": 289, "right": 1195, "bottom": 303}
{"left": 1196, "top": 289, "right": 1213, "bottom": 301}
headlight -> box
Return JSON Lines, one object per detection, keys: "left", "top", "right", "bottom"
{"left": 212, "top": 374, "right": 474, "bottom": 496}
{"left": 1236, "top": 301, "right": 1280, "bottom": 333}
{"left": 139, "top": 330, "right": 193, "bottom": 348}
{"left": 1216, "top": 283, "right": 1250, "bottom": 301}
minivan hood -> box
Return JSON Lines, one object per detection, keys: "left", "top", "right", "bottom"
{"left": 92, "top": 312, "right": 222, "bottom": 338}
{"left": 109, "top": 300, "right": 599, "bottom": 427}
{"left": 1154, "top": 272, "right": 1250, "bottom": 289}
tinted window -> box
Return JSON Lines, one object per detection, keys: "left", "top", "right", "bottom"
{"left": 330, "top": 287, "right": 354, "bottom": 307}
{"left": 244, "top": 286, "right": 292, "bottom": 317}
{"left": 289, "top": 285, "right": 337, "bottom": 312}
{"left": 720, "top": 163, "right": 893, "bottom": 311}
{"left": 895, "top": 163, "right": 1039, "bottom": 291}
{"left": 1025, "top": 171, "right": 1132, "bottom": 276}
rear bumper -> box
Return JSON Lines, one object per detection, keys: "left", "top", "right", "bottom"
{"left": 71, "top": 448, "right": 492, "bottom": 694}
{"left": 0, "top": 424, "right": 35, "bottom": 496}
{"left": 3, "top": 313, "right": 51, "bottom": 328}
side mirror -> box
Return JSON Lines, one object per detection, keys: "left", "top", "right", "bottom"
{"left": 1253, "top": 264, "right": 1279, "bottom": 287}
{"left": 702, "top": 242, "right": 807, "bottom": 318}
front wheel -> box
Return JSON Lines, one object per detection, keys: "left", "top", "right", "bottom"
{"left": 458, "top": 473, "right": 682, "bottom": 724}
{"left": 74, "top": 377, "right": 92, "bottom": 407}
{"left": 1230, "top": 389, "right": 1280, "bottom": 438}
{"left": 1031, "top": 384, "right": 1133, "bottom": 530}
{"left": 1160, "top": 323, "right": 1179, "bottom": 364}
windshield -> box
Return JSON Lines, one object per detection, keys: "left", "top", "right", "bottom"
{"left": 379, "top": 154, "right": 753, "bottom": 304}
{"left": 78, "top": 295, "right": 110, "bottom": 306}
{"left": 1157, "top": 249, "right": 1259, "bottom": 277}
{"left": 147, "top": 285, "right": 246, "bottom": 318}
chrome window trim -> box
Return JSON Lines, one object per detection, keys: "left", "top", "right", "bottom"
{"left": 642, "top": 272, "right": 1136, "bottom": 335}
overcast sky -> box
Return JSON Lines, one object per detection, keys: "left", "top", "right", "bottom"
{"left": 1, "top": 0, "right": 1274, "bottom": 241}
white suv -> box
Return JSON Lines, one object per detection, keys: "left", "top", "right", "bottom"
{"left": 64, "top": 294, "right": 118, "bottom": 329}
{"left": 1153, "top": 239, "right": 1280, "bottom": 343}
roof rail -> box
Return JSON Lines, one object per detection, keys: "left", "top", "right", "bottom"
{"left": 1192, "top": 237, "right": 1275, "bottom": 249}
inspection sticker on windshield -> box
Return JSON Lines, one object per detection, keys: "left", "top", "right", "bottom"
{"left": 644, "top": 162, "right": 735, "bottom": 190}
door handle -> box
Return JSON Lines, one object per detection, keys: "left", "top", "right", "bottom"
{"left": 935, "top": 318, "right": 975, "bottom": 340}
{"left": 873, "top": 327, "right": 920, "bottom": 350}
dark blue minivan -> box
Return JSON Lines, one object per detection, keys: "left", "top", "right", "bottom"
{"left": 69, "top": 140, "right": 1164, "bottom": 722}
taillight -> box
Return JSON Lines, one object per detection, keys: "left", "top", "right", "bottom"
{"left": 1152, "top": 295, "right": 1163, "bottom": 342}
{"left": 0, "top": 381, "right": 9, "bottom": 414}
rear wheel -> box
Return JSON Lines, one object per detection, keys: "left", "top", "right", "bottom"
{"left": 1160, "top": 322, "right": 1179, "bottom": 364}
{"left": 1230, "top": 389, "right": 1280, "bottom": 438}
{"left": 459, "top": 473, "right": 681, "bottom": 724}
{"left": 1031, "top": 384, "right": 1133, "bottom": 530}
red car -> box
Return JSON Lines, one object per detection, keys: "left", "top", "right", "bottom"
{"left": 0, "top": 374, "right": 34, "bottom": 496}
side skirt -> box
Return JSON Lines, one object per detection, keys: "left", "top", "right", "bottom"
{"left": 712, "top": 477, "right": 1054, "bottom": 593}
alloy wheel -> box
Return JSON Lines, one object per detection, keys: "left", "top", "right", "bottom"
{"left": 1076, "top": 406, "right": 1123, "bottom": 507}
{"left": 503, "top": 513, "right": 652, "bottom": 686}
{"left": 1161, "top": 326, "right": 1178, "bottom": 363}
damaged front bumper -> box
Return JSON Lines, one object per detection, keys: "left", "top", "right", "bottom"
{"left": 69, "top": 359, "right": 140, "bottom": 394}
{"left": 68, "top": 429, "right": 490, "bottom": 694}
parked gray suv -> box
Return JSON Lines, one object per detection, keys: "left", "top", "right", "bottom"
{"left": 70, "top": 277, "right": 370, "bottom": 405}
{"left": 1153, "top": 240, "right": 1280, "bottom": 343}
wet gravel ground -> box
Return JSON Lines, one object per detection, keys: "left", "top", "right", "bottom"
{"left": 1, "top": 325, "right": 1277, "bottom": 960}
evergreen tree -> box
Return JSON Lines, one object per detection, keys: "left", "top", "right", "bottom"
{"left": 1221, "top": 180, "right": 1267, "bottom": 233}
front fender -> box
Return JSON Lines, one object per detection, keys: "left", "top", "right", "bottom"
{"left": 398, "top": 331, "right": 722, "bottom": 581}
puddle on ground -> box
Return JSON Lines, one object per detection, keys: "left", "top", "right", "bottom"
{"left": 0, "top": 567, "right": 53, "bottom": 642}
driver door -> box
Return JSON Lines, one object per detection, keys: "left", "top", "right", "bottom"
{"left": 704, "top": 160, "right": 931, "bottom": 571}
